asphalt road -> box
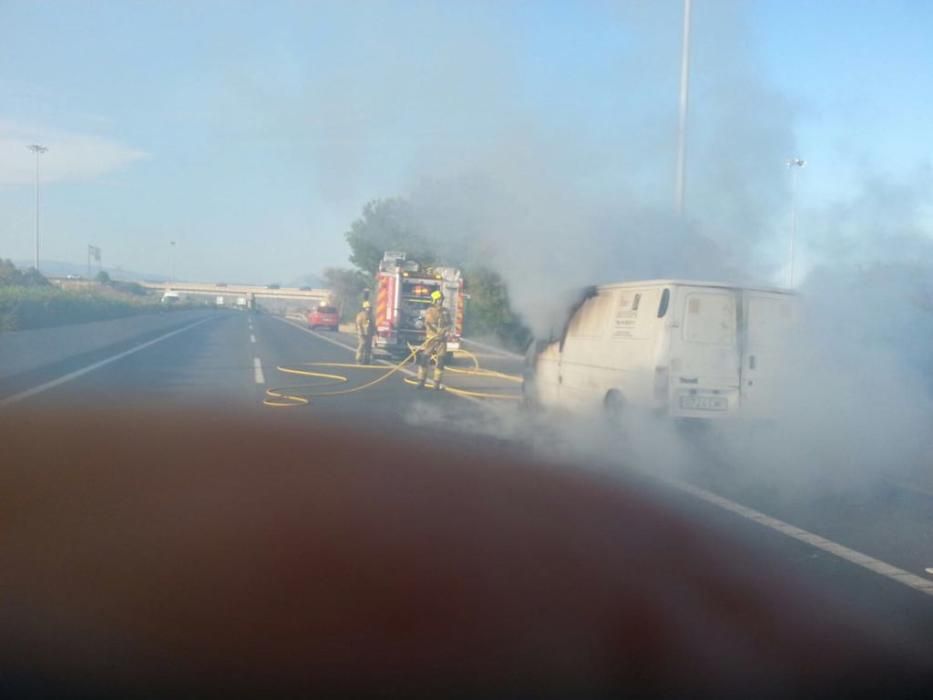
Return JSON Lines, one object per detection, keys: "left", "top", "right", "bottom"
{"left": 2, "top": 309, "right": 932, "bottom": 656}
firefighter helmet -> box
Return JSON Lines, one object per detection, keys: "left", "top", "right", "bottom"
{"left": 431, "top": 290, "right": 443, "bottom": 304}
{"left": 362, "top": 300, "right": 371, "bottom": 309}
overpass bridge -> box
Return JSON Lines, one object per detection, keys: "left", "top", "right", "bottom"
{"left": 138, "top": 281, "right": 331, "bottom": 304}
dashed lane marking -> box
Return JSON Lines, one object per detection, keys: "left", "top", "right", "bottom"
{"left": 0, "top": 317, "right": 214, "bottom": 408}
{"left": 253, "top": 357, "right": 265, "bottom": 384}
{"left": 666, "top": 478, "right": 933, "bottom": 598}
{"left": 250, "top": 333, "right": 256, "bottom": 343}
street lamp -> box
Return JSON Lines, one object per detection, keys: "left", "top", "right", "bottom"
{"left": 170, "top": 241, "right": 176, "bottom": 283}
{"left": 675, "top": 0, "right": 693, "bottom": 216}
{"left": 786, "top": 158, "right": 806, "bottom": 287}
{"left": 26, "top": 144, "right": 48, "bottom": 271}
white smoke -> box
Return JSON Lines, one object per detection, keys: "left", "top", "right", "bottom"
{"left": 388, "top": 2, "right": 933, "bottom": 498}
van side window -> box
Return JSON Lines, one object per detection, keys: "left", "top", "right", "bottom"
{"left": 657, "top": 288, "right": 670, "bottom": 318}
{"left": 632, "top": 294, "right": 641, "bottom": 311}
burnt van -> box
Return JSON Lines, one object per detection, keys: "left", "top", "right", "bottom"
{"left": 524, "top": 281, "right": 796, "bottom": 419}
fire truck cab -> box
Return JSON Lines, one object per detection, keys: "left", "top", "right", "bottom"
{"left": 373, "top": 252, "right": 465, "bottom": 358}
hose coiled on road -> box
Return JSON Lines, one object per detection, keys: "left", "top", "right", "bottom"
{"left": 263, "top": 344, "right": 521, "bottom": 408}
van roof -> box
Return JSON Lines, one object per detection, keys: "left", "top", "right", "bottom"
{"left": 596, "top": 279, "right": 795, "bottom": 296}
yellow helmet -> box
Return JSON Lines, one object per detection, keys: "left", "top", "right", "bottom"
{"left": 430, "top": 290, "right": 443, "bottom": 303}
{"left": 362, "top": 300, "right": 371, "bottom": 309}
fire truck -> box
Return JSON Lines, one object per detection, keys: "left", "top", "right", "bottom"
{"left": 373, "top": 251, "right": 465, "bottom": 358}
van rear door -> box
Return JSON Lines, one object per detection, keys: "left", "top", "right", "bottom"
{"left": 740, "top": 291, "right": 795, "bottom": 418}
{"left": 669, "top": 288, "right": 741, "bottom": 415}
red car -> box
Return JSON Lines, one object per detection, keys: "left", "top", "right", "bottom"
{"left": 307, "top": 304, "right": 340, "bottom": 331}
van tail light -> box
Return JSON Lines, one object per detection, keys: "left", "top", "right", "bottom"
{"left": 654, "top": 366, "right": 670, "bottom": 401}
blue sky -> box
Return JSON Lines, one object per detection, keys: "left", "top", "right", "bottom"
{"left": 1, "top": 0, "right": 931, "bottom": 284}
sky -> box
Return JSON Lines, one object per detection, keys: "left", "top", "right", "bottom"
{"left": 1, "top": 0, "right": 932, "bottom": 284}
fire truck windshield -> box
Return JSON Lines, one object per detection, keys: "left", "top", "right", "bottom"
{"left": 402, "top": 280, "right": 440, "bottom": 300}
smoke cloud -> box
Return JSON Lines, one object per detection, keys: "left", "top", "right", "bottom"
{"left": 386, "top": 2, "right": 933, "bottom": 498}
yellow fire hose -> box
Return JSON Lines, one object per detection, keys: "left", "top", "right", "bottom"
{"left": 263, "top": 341, "right": 522, "bottom": 408}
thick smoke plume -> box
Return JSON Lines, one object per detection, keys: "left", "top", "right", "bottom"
{"left": 387, "top": 2, "right": 933, "bottom": 495}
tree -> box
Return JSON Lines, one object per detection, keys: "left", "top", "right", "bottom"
{"left": 340, "top": 197, "right": 532, "bottom": 350}
{"left": 345, "top": 198, "right": 435, "bottom": 275}
{"left": 0, "top": 259, "right": 20, "bottom": 286}
{"left": 463, "top": 267, "right": 532, "bottom": 351}
{"left": 0, "top": 259, "right": 49, "bottom": 287}
{"left": 323, "top": 267, "right": 371, "bottom": 321}
{"left": 96, "top": 270, "right": 112, "bottom": 285}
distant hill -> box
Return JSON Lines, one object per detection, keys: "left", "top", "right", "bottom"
{"left": 14, "top": 260, "right": 169, "bottom": 283}
{"left": 14, "top": 260, "right": 329, "bottom": 288}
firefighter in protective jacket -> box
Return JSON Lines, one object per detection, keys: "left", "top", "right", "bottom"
{"left": 355, "top": 301, "right": 375, "bottom": 364}
{"left": 417, "top": 290, "right": 452, "bottom": 389}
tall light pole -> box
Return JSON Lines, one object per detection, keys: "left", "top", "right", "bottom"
{"left": 786, "top": 158, "right": 806, "bottom": 287}
{"left": 170, "top": 240, "right": 176, "bottom": 283}
{"left": 675, "top": 0, "right": 692, "bottom": 216}
{"left": 26, "top": 144, "right": 48, "bottom": 271}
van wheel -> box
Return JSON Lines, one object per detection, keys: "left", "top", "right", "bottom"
{"left": 604, "top": 390, "right": 625, "bottom": 422}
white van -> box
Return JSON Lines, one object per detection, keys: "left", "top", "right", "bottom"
{"left": 524, "top": 280, "right": 796, "bottom": 419}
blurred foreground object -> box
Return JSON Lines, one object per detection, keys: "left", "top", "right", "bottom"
{"left": 0, "top": 407, "right": 926, "bottom": 698}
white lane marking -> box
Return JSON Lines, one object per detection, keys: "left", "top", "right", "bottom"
{"left": 253, "top": 357, "right": 265, "bottom": 384}
{"left": 665, "top": 478, "right": 933, "bottom": 598}
{"left": 250, "top": 333, "right": 256, "bottom": 343}
{"left": 0, "top": 317, "right": 214, "bottom": 407}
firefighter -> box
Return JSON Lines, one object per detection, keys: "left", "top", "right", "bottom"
{"left": 355, "top": 301, "right": 375, "bottom": 365}
{"left": 417, "top": 290, "right": 452, "bottom": 389}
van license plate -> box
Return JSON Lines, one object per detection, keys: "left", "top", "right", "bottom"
{"left": 680, "top": 396, "right": 727, "bottom": 411}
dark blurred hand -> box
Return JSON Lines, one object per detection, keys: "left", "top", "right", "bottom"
{"left": 0, "top": 407, "right": 921, "bottom": 698}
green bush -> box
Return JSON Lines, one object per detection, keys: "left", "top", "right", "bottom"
{"left": 0, "top": 258, "right": 51, "bottom": 288}
{"left": 462, "top": 267, "right": 532, "bottom": 351}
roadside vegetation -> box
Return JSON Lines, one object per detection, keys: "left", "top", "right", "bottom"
{"left": 330, "top": 198, "right": 532, "bottom": 350}
{"left": 0, "top": 259, "right": 186, "bottom": 332}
